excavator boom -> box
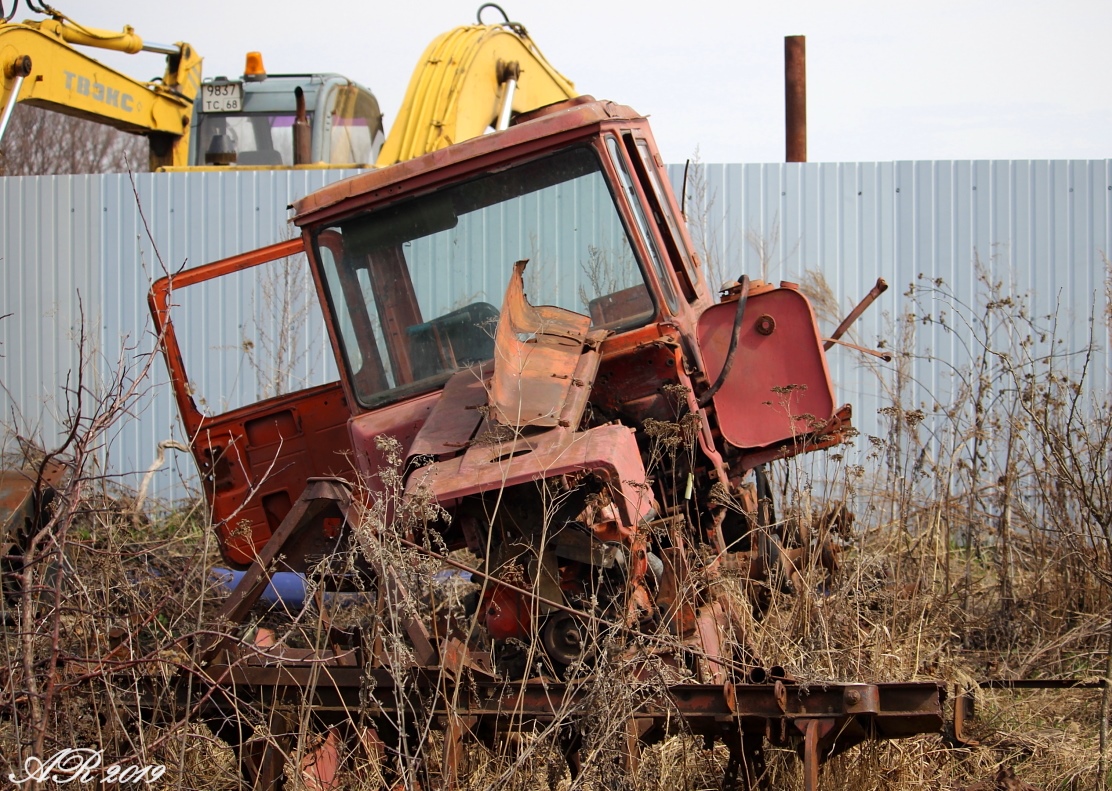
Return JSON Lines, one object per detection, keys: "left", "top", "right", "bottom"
{"left": 3, "top": 4, "right": 575, "bottom": 173}
{"left": 376, "top": 16, "right": 576, "bottom": 166}
{"left": 0, "top": 14, "right": 201, "bottom": 169}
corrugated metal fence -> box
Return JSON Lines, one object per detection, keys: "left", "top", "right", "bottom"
{"left": 1, "top": 169, "right": 359, "bottom": 500}
{"left": 669, "top": 161, "right": 1112, "bottom": 454}
{"left": 1, "top": 162, "right": 1109, "bottom": 502}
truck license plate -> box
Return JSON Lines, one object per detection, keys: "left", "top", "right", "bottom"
{"left": 201, "top": 82, "right": 244, "bottom": 113}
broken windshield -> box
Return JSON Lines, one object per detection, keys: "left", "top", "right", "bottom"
{"left": 313, "top": 145, "right": 654, "bottom": 408}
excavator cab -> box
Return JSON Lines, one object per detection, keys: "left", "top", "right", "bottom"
{"left": 0, "top": 10, "right": 384, "bottom": 170}
{"left": 192, "top": 53, "right": 385, "bottom": 167}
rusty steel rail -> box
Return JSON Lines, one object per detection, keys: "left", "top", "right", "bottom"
{"left": 950, "top": 678, "right": 1108, "bottom": 746}
{"left": 161, "top": 656, "right": 943, "bottom": 791}
{"left": 188, "top": 663, "right": 943, "bottom": 723}
{"left": 975, "top": 678, "right": 1108, "bottom": 689}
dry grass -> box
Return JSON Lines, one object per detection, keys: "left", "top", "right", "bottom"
{"left": 2, "top": 269, "right": 1110, "bottom": 790}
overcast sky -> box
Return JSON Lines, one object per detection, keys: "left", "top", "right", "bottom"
{"left": 68, "top": 0, "right": 1112, "bottom": 163}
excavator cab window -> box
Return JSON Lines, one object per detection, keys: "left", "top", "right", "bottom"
{"left": 313, "top": 145, "right": 656, "bottom": 409}
{"left": 327, "top": 84, "right": 384, "bottom": 165}
{"left": 199, "top": 113, "right": 304, "bottom": 166}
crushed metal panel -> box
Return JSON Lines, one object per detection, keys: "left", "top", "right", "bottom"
{"left": 405, "top": 363, "right": 490, "bottom": 462}
{"left": 490, "top": 259, "right": 600, "bottom": 428}
{"left": 0, "top": 460, "right": 64, "bottom": 537}
{"left": 407, "top": 422, "right": 655, "bottom": 527}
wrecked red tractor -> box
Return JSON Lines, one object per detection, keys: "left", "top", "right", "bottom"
{"left": 151, "top": 98, "right": 934, "bottom": 790}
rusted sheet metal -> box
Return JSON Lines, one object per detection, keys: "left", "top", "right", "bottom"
{"left": 1, "top": 461, "right": 64, "bottom": 597}
{"left": 405, "top": 364, "right": 489, "bottom": 462}
{"left": 407, "top": 422, "right": 656, "bottom": 526}
{"left": 168, "top": 379, "right": 353, "bottom": 567}
{"left": 1, "top": 459, "right": 64, "bottom": 537}
{"left": 0, "top": 469, "right": 40, "bottom": 538}
{"left": 490, "top": 260, "right": 598, "bottom": 429}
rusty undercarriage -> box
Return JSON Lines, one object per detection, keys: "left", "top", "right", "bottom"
{"left": 176, "top": 477, "right": 945, "bottom": 791}
{"left": 189, "top": 659, "right": 944, "bottom": 790}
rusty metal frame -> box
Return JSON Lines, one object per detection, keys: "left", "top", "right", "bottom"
{"left": 171, "top": 656, "right": 943, "bottom": 791}
{"left": 168, "top": 481, "right": 947, "bottom": 791}
{"left": 148, "top": 237, "right": 305, "bottom": 438}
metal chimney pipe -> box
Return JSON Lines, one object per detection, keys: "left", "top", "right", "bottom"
{"left": 785, "top": 35, "right": 807, "bottom": 162}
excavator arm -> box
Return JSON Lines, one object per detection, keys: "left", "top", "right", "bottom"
{"left": 376, "top": 10, "right": 576, "bottom": 167}
{"left": 3, "top": 5, "right": 571, "bottom": 172}
{"left": 0, "top": 11, "right": 201, "bottom": 169}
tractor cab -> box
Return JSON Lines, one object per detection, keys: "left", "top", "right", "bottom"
{"left": 292, "top": 97, "right": 843, "bottom": 487}
{"left": 152, "top": 97, "right": 845, "bottom": 570}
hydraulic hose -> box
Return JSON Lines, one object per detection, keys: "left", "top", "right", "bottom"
{"left": 697, "top": 275, "right": 750, "bottom": 408}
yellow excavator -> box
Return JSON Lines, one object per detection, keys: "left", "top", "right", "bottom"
{"left": 376, "top": 2, "right": 576, "bottom": 166}
{"left": 0, "top": 0, "right": 202, "bottom": 169}
{"left": 0, "top": 1, "right": 576, "bottom": 172}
